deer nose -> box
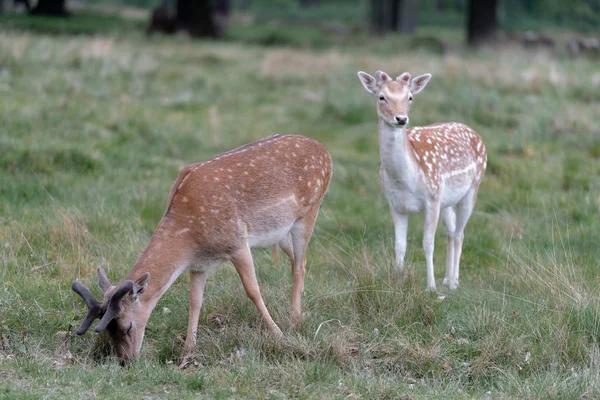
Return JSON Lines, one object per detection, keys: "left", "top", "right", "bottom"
{"left": 395, "top": 115, "right": 408, "bottom": 126}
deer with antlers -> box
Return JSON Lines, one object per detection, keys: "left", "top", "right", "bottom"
{"left": 357, "top": 70, "right": 486, "bottom": 291}
{"left": 72, "top": 134, "right": 332, "bottom": 362}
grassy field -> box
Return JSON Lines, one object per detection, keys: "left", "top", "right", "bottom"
{"left": 1, "top": 12, "right": 600, "bottom": 399}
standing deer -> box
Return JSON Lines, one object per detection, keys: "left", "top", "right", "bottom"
{"left": 357, "top": 70, "right": 486, "bottom": 291}
{"left": 72, "top": 134, "right": 332, "bottom": 362}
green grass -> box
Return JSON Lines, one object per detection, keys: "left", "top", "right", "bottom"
{"left": 1, "top": 15, "right": 600, "bottom": 399}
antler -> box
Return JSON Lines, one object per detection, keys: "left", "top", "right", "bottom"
{"left": 94, "top": 280, "right": 134, "bottom": 333}
{"left": 71, "top": 280, "right": 102, "bottom": 335}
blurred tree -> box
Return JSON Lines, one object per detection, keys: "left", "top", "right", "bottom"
{"left": 467, "top": 0, "right": 497, "bottom": 45}
{"left": 30, "top": 0, "right": 68, "bottom": 16}
{"left": 370, "top": 0, "right": 418, "bottom": 35}
{"left": 393, "top": 0, "right": 417, "bottom": 33}
{"left": 147, "top": 0, "right": 176, "bottom": 34}
{"left": 176, "top": 0, "right": 217, "bottom": 37}
{"left": 148, "top": 0, "right": 223, "bottom": 37}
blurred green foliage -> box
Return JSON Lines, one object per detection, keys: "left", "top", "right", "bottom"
{"left": 80, "top": 0, "right": 600, "bottom": 31}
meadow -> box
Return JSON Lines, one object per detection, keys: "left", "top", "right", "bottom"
{"left": 1, "top": 11, "right": 600, "bottom": 399}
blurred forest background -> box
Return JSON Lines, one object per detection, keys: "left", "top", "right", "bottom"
{"left": 1, "top": 0, "right": 600, "bottom": 399}
{"left": 1, "top": 0, "right": 599, "bottom": 44}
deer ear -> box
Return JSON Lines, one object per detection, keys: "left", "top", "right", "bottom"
{"left": 133, "top": 273, "right": 150, "bottom": 299}
{"left": 375, "top": 70, "right": 392, "bottom": 84}
{"left": 97, "top": 267, "right": 112, "bottom": 293}
{"left": 409, "top": 73, "right": 432, "bottom": 95}
{"left": 397, "top": 72, "right": 411, "bottom": 83}
{"left": 357, "top": 71, "right": 377, "bottom": 94}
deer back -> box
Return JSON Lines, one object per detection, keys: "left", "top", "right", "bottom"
{"left": 407, "top": 122, "right": 487, "bottom": 193}
{"left": 163, "top": 134, "right": 332, "bottom": 257}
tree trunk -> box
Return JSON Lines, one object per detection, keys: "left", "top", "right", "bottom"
{"left": 467, "top": 0, "right": 498, "bottom": 46}
{"left": 214, "top": 0, "right": 230, "bottom": 16}
{"left": 176, "top": 0, "right": 217, "bottom": 37}
{"left": 30, "top": 0, "right": 68, "bottom": 16}
{"left": 391, "top": 0, "right": 418, "bottom": 33}
{"left": 147, "top": 1, "right": 176, "bottom": 35}
{"left": 370, "top": 0, "right": 391, "bottom": 35}
{"left": 371, "top": 0, "right": 418, "bottom": 35}
{"left": 435, "top": 0, "right": 445, "bottom": 12}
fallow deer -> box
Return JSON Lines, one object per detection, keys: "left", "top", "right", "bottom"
{"left": 72, "top": 134, "right": 332, "bottom": 362}
{"left": 357, "top": 70, "right": 486, "bottom": 291}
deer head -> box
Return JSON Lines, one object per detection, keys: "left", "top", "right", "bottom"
{"left": 72, "top": 267, "right": 150, "bottom": 362}
{"left": 357, "top": 70, "right": 432, "bottom": 127}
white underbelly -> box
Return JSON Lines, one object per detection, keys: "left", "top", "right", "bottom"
{"left": 190, "top": 258, "right": 225, "bottom": 273}
{"left": 440, "top": 185, "right": 471, "bottom": 208}
{"left": 247, "top": 223, "right": 293, "bottom": 248}
{"left": 440, "top": 166, "right": 476, "bottom": 207}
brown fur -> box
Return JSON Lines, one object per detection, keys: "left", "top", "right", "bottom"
{"left": 406, "top": 122, "right": 487, "bottom": 192}
{"left": 73, "top": 134, "right": 332, "bottom": 362}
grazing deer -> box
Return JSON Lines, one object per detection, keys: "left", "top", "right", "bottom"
{"left": 72, "top": 134, "right": 332, "bottom": 362}
{"left": 357, "top": 70, "right": 486, "bottom": 290}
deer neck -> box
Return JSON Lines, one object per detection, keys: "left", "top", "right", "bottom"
{"left": 126, "top": 220, "right": 190, "bottom": 313}
{"left": 378, "top": 120, "right": 417, "bottom": 182}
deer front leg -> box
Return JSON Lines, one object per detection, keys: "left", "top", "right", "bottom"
{"left": 184, "top": 270, "right": 208, "bottom": 356}
{"left": 423, "top": 201, "right": 441, "bottom": 291}
{"left": 391, "top": 208, "right": 409, "bottom": 272}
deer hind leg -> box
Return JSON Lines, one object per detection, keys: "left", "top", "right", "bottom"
{"left": 278, "top": 234, "right": 298, "bottom": 322}
{"left": 289, "top": 205, "right": 320, "bottom": 326}
{"left": 273, "top": 233, "right": 294, "bottom": 267}
{"left": 278, "top": 234, "right": 294, "bottom": 265}
{"left": 272, "top": 245, "right": 280, "bottom": 265}
{"left": 441, "top": 207, "right": 457, "bottom": 288}
{"left": 184, "top": 269, "right": 208, "bottom": 357}
{"left": 391, "top": 208, "right": 409, "bottom": 273}
{"left": 423, "top": 200, "right": 441, "bottom": 291}
{"left": 231, "top": 245, "right": 282, "bottom": 338}
{"left": 452, "top": 187, "right": 479, "bottom": 289}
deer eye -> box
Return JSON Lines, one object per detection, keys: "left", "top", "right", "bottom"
{"left": 126, "top": 322, "right": 133, "bottom": 335}
{"left": 379, "top": 95, "right": 386, "bottom": 102}
{"left": 409, "top": 96, "right": 413, "bottom": 101}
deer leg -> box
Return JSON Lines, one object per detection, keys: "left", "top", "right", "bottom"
{"left": 184, "top": 269, "right": 208, "bottom": 356}
{"left": 452, "top": 232, "right": 464, "bottom": 288}
{"left": 441, "top": 207, "right": 456, "bottom": 287}
{"left": 423, "top": 200, "right": 441, "bottom": 291}
{"left": 279, "top": 233, "right": 299, "bottom": 323}
{"left": 231, "top": 245, "right": 282, "bottom": 338}
{"left": 452, "top": 188, "right": 478, "bottom": 289}
{"left": 279, "top": 234, "right": 295, "bottom": 265}
{"left": 391, "top": 208, "right": 409, "bottom": 272}
{"left": 289, "top": 206, "right": 319, "bottom": 326}
{"left": 272, "top": 245, "right": 280, "bottom": 265}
